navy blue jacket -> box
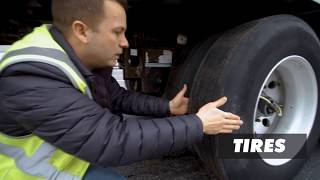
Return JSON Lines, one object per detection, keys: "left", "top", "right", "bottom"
{"left": 0, "top": 26, "right": 203, "bottom": 167}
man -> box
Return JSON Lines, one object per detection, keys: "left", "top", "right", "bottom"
{"left": 0, "top": 0, "right": 243, "bottom": 179}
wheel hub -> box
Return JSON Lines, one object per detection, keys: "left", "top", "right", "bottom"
{"left": 253, "top": 55, "right": 318, "bottom": 166}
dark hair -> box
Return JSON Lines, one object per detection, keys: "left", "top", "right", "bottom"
{"left": 51, "top": 0, "right": 128, "bottom": 32}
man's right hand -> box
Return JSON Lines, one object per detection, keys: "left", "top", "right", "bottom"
{"left": 196, "top": 97, "right": 243, "bottom": 134}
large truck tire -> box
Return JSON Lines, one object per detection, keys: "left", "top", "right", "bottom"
{"left": 189, "top": 15, "right": 320, "bottom": 180}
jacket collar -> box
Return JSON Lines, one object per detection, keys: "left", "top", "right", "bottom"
{"left": 49, "top": 26, "right": 94, "bottom": 79}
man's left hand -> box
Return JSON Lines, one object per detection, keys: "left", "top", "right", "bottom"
{"left": 169, "top": 84, "right": 189, "bottom": 115}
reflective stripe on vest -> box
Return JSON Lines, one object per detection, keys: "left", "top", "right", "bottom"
{"left": 0, "top": 54, "right": 92, "bottom": 98}
{"left": 0, "top": 140, "right": 81, "bottom": 180}
{"left": 0, "top": 25, "right": 92, "bottom": 179}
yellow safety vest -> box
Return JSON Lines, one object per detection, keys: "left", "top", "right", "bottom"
{"left": 0, "top": 25, "right": 92, "bottom": 180}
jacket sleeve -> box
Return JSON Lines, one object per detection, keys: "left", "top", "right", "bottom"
{"left": 0, "top": 64, "right": 203, "bottom": 167}
{"left": 107, "top": 76, "right": 170, "bottom": 117}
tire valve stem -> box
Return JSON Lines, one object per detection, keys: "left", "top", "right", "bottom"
{"left": 259, "top": 96, "right": 283, "bottom": 117}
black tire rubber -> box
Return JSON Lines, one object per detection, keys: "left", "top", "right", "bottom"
{"left": 163, "top": 34, "right": 219, "bottom": 99}
{"left": 189, "top": 15, "right": 320, "bottom": 180}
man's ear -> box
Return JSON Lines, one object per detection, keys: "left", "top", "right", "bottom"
{"left": 71, "top": 20, "right": 91, "bottom": 43}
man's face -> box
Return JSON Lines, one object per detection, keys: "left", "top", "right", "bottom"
{"left": 86, "top": 0, "right": 129, "bottom": 69}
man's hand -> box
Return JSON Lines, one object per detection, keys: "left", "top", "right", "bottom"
{"left": 196, "top": 97, "right": 243, "bottom": 134}
{"left": 169, "top": 84, "right": 189, "bottom": 115}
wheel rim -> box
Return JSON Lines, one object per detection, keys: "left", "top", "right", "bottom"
{"left": 253, "top": 55, "right": 318, "bottom": 166}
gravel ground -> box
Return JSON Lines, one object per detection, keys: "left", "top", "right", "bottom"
{"left": 114, "top": 149, "right": 216, "bottom": 180}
